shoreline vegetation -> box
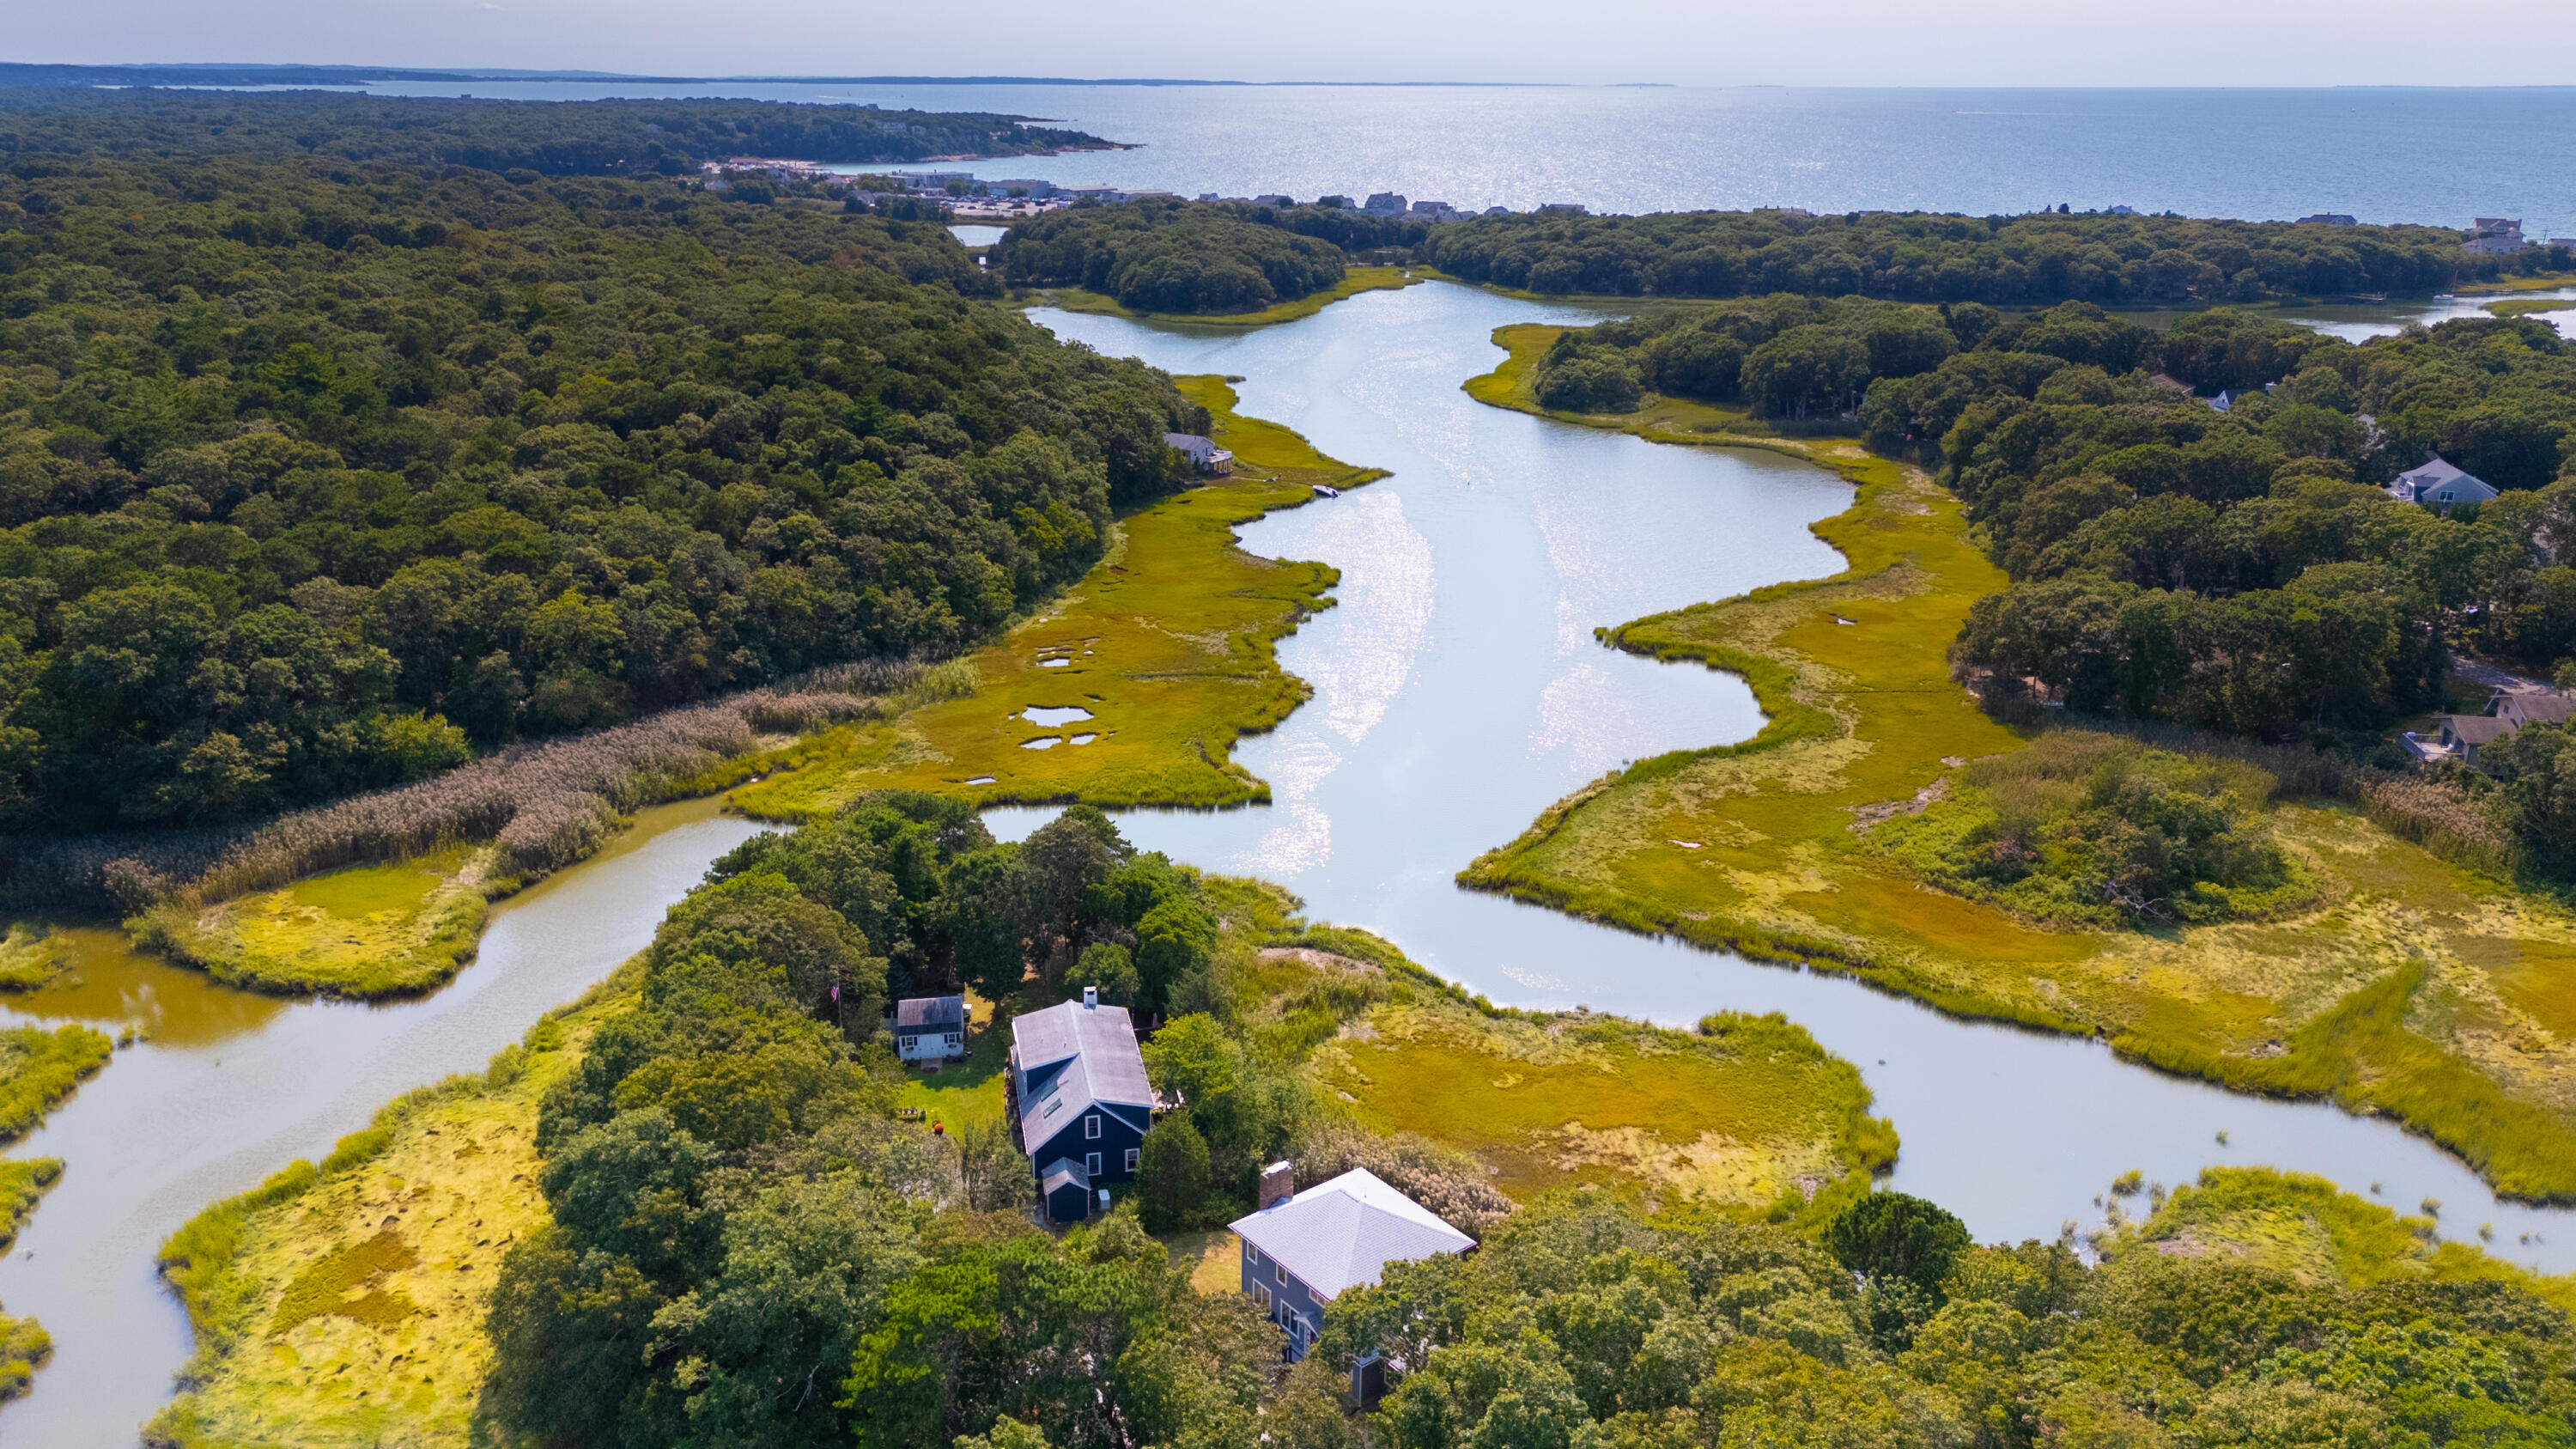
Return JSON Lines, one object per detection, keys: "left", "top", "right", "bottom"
{"left": 1456, "top": 320, "right": 2576, "bottom": 1203}
{"left": 727, "top": 375, "right": 1383, "bottom": 820}
{"left": 1018, "top": 265, "right": 1422, "bottom": 329}
{"left": 149, "top": 975, "right": 615, "bottom": 1448}
{"left": 143, "top": 812, "right": 2576, "bottom": 1449}
{"left": 0, "top": 1022, "right": 115, "bottom": 1401}
{"left": 143, "top": 819, "right": 1906, "bottom": 1449}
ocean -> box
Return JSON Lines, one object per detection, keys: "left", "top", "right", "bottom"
{"left": 352, "top": 79, "right": 2576, "bottom": 236}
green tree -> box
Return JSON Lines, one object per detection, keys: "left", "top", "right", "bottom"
{"left": 1137, "top": 1112, "right": 1212, "bottom": 1232}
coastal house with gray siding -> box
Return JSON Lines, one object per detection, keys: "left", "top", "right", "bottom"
{"left": 1228, "top": 1165, "right": 1474, "bottom": 1361}
{"left": 1012, "top": 988, "right": 1152, "bottom": 1222}
{"left": 895, "top": 995, "right": 968, "bottom": 1064}
{"left": 2386, "top": 454, "right": 2498, "bottom": 513}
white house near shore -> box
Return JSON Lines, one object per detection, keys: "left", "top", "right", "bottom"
{"left": 1163, "top": 433, "right": 1235, "bottom": 476}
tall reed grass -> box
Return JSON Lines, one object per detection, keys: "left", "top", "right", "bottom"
{"left": 2, "top": 658, "right": 978, "bottom": 915}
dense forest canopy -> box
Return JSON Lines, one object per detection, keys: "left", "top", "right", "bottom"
{"left": 0, "top": 109, "right": 1205, "bottom": 834}
{"left": 0, "top": 89, "right": 1112, "bottom": 175}
{"left": 1543, "top": 299, "right": 2576, "bottom": 757}
{"left": 1425, "top": 210, "right": 2561, "bottom": 304}
{"left": 996, "top": 198, "right": 1425, "bottom": 314}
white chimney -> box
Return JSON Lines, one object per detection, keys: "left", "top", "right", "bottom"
{"left": 1259, "top": 1160, "right": 1294, "bottom": 1209}
{"left": 1083, "top": 986, "right": 1098, "bottom": 1010}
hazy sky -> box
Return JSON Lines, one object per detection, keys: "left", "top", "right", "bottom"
{"left": 15, "top": 0, "right": 2576, "bottom": 88}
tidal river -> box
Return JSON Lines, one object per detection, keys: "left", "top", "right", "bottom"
{"left": 996, "top": 278, "right": 2576, "bottom": 1271}
{"left": 0, "top": 797, "right": 767, "bottom": 1447}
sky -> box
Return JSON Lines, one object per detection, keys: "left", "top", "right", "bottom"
{"left": 13, "top": 0, "right": 2576, "bottom": 88}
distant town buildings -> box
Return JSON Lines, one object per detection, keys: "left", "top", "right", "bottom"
{"left": 2297, "top": 213, "right": 2360, "bottom": 226}
{"left": 1363, "top": 192, "right": 1408, "bottom": 216}
{"left": 2464, "top": 217, "right": 2527, "bottom": 253}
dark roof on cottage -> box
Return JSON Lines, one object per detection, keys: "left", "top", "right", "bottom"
{"left": 1013, "top": 998, "right": 1152, "bottom": 1146}
{"left": 1228, "top": 1168, "right": 1474, "bottom": 1300}
{"left": 896, "top": 995, "right": 967, "bottom": 1030}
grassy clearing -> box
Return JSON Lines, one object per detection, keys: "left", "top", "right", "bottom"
{"left": 1458, "top": 320, "right": 2576, "bottom": 1202}
{"left": 1020, "top": 265, "right": 1421, "bottom": 328}
{"left": 1155, "top": 1227, "right": 1243, "bottom": 1294}
{"left": 148, "top": 975, "right": 617, "bottom": 1449}
{"left": 894, "top": 990, "right": 1010, "bottom": 1131}
{"left": 2110, "top": 1166, "right": 2576, "bottom": 1313}
{"left": 732, "top": 379, "right": 1384, "bottom": 821}
{"left": 1219, "top": 881, "right": 1896, "bottom": 1221}
{"left": 1315, "top": 992, "right": 1892, "bottom": 1214}
{"left": 130, "top": 845, "right": 504, "bottom": 998}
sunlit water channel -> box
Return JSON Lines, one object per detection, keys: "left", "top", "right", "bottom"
{"left": 993, "top": 279, "right": 2576, "bottom": 1270}
{"left": 5, "top": 276, "right": 2574, "bottom": 1446}
{"left": 0, "top": 797, "right": 767, "bottom": 1448}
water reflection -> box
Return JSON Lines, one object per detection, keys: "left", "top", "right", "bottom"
{"left": 1016, "top": 280, "right": 2576, "bottom": 1272}
{"left": 0, "top": 928, "right": 286, "bottom": 1047}
{"left": 0, "top": 795, "right": 767, "bottom": 1448}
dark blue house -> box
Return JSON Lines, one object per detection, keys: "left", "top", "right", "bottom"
{"left": 1012, "top": 987, "right": 1153, "bottom": 1223}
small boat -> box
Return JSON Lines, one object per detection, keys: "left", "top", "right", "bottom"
{"left": 1311, "top": 484, "right": 1340, "bottom": 498}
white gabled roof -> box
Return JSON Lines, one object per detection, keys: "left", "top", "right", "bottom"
{"left": 1228, "top": 1168, "right": 1473, "bottom": 1300}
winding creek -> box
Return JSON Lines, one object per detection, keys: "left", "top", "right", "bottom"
{"left": 5, "top": 277, "right": 2576, "bottom": 1444}
{"left": 995, "top": 279, "right": 2576, "bottom": 1269}
{"left": 0, "top": 797, "right": 768, "bottom": 1446}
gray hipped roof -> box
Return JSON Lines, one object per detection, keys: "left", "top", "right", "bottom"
{"left": 2391, "top": 455, "right": 2497, "bottom": 505}
{"left": 1228, "top": 1168, "right": 1474, "bottom": 1300}
{"left": 896, "top": 995, "right": 966, "bottom": 1030}
{"left": 1014, "top": 999, "right": 1152, "bottom": 1146}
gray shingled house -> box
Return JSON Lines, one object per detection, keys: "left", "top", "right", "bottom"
{"left": 1228, "top": 1166, "right": 1475, "bottom": 1361}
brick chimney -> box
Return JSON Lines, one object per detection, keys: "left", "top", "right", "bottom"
{"left": 1083, "top": 985, "right": 1098, "bottom": 1010}
{"left": 1258, "top": 1160, "right": 1294, "bottom": 1209}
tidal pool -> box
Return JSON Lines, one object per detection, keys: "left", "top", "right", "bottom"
{"left": 0, "top": 795, "right": 766, "bottom": 1447}
{"left": 1022, "top": 706, "right": 1096, "bottom": 727}
{"left": 1012, "top": 279, "right": 2576, "bottom": 1269}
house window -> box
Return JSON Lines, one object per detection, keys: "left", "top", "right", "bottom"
{"left": 1085, "top": 1113, "right": 1102, "bottom": 1140}
{"left": 1086, "top": 1151, "right": 1103, "bottom": 1176}
{"left": 945, "top": 1033, "right": 962, "bottom": 1050}
{"left": 1273, "top": 1264, "right": 1288, "bottom": 1288}
{"left": 1246, "top": 1244, "right": 1262, "bottom": 1267}
{"left": 1124, "top": 1148, "right": 1140, "bottom": 1172}
{"left": 899, "top": 1035, "right": 916, "bottom": 1051}
{"left": 1255, "top": 1283, "right": 1273, "bottom": 1310}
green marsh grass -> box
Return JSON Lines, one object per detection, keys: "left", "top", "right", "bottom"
{"left": 131, "top": 845, "right": 500, "bottom": 998}
{"left": 1455, "top": 320, "right": 2576, "bottom": 1202}
{"left": 733, "top": 378, "right": 1387, "bottom": 820}
{"left": 150, "top": 974, "right": 624, "bottom": 1448}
